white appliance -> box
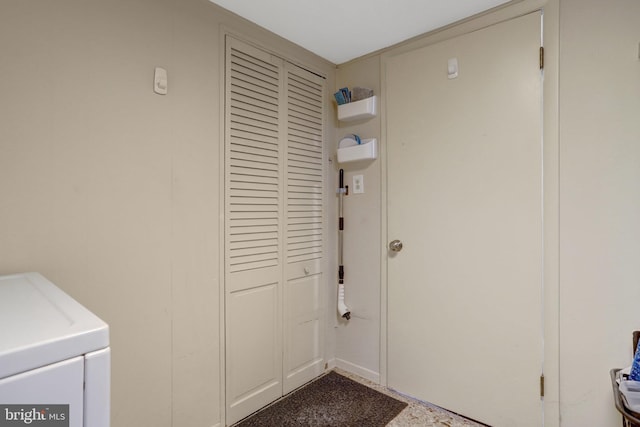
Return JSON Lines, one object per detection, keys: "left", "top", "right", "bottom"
{"left": 0, "top": 272, "right": 110, "bottom": 427}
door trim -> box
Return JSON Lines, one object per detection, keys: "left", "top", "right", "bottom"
{"left": 379, "top": 1, "right": 560, "bottom": 425}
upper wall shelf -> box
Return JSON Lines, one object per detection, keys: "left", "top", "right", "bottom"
{"left": 337, "top": 96, "right": 378, "bottom": 122}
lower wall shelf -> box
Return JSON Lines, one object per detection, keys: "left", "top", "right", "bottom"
{"left": 337, "top": 138, "right": 377, "bottom": 163}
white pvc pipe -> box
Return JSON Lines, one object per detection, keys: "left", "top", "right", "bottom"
{"left": 338, "top": 283, "right": 350, "bottom": 319}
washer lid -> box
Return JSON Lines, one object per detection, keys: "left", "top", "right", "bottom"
{"left": 0, "top": 272, "right": 109, "bottom": 379}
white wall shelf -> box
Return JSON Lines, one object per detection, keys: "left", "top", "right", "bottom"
{"left": 337, "top": 96, "right": 377, "bottom": 122}
{"left": 337, "top": 138, "right": 377, "bottom": 163}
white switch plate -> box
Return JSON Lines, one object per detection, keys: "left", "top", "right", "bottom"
{"left": 353, "top": 174, "right": 364, "bottom": 194}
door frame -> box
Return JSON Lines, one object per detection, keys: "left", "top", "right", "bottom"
{"left": 379, "top": 1, "right": 560, "bottom": 425}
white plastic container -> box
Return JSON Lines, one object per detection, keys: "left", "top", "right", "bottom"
{"left": 337, "top": 96, "right": 377, "bottom": 122}
{"left": 337, "top": 138, "right": 377, "bottom": 163}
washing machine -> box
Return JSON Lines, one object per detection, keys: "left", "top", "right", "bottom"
{"left": 0, "top": 272, "right": 110, "bottom": 427}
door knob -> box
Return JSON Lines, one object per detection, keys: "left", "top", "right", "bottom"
{"left": 389, "top": 239, "right": 403, "bottom": 252}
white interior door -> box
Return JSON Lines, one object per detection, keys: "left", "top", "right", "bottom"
{"left": 386, "top": 12, "right": 543, "bottom": 427}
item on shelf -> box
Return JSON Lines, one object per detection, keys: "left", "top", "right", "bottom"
{"left": 334, "top": 86, "right": 375, "bottom": 105}
{"left": 334, "top": 87, "right": 351, "bottom": 105}
{"left": 334, "top": 90, "right": 346, "bottom": 105}
{"left": 351, "top": 87, "right": 374, "bottom": 102}
{"left": 338, "top": 134, "right": 361, "bottom": 149}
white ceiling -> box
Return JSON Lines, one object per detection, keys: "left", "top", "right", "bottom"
{"left": 209, "top": 0, "right": 512, "bottom": 64}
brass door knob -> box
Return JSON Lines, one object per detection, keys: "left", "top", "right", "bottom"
{"left": 389, "top": 240, "right": 403, "bottom": 252}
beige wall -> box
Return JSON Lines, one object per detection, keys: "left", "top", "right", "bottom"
{"left": 0, "top": 1, "right": 333, "bottom": 426}
{"left": 559, "top": 0, "right": 640, "bottom": 425}
{"left": 333, "top": 56, "right": 383, "bottom": 381}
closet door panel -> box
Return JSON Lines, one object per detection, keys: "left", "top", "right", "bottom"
{"left": 283, "top": 63, "right": 326, "bottom": 394}
{"left": 225, "top": 37, "right": 284, "bottom": 425}
{"left": 226, "top": 282, "right": 279, "bottom": 414}
{"left": 284, "top": 272, "right": 323, "bottom": 392}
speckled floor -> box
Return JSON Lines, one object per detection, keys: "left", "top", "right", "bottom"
{"left": 335, "top": 369, "right": 485, "bottom": 427}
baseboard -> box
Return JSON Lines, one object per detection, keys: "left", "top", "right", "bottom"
{"left": 325, "top": 357, "right": 337, "bottom": 370}
{"left": 334, "top": 358, "right": 380, "bottom": 384}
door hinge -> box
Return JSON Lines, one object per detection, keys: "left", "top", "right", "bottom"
{"left": 539, "top": 46, "right": 544, "bottom": 70}
{"left": 540, "top": 374, "right": 545, "bottom": 398}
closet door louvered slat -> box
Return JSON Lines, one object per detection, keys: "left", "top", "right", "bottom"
{"left": 286, "top": 69, "right": 324, "bottom": 265}
{"left": 225, "top": 38, "right": 284, "bottom": 425}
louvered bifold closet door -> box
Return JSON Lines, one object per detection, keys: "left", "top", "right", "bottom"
{"left": 283, "top": 62, "right": 326, "bottom": 394}
{"left": 225, "top": 37, "right": 285, "bottom": 425}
